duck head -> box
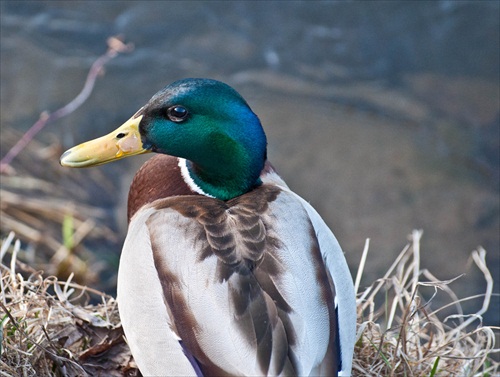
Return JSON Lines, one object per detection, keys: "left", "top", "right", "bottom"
{"left": 60, "top": 78, "right": 267, "bottom": 200}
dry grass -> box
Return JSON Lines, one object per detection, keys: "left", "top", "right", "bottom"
{"left": 353, "top": 230, "right": 499, "bottom": 376}
{"left": 0, "top": 232, "right": 138, "bottom": 377}
{"left": 1, "top": 230, "right": 498, "bottom": 377}
{"left": 0, "top": 127, "right": 119, "bottom": 288}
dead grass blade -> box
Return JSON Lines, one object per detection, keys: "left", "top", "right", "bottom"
{"left": 354, "top": 230, "right": 499, "bottom": 376}
{"left": 0, "top": 233, "right": 139, "bottom": 376}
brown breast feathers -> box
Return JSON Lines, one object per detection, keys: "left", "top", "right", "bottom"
{"left": 127, "top": 154, "right": 197, "bottom": 221}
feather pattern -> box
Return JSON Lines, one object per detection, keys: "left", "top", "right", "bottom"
{"left": 118, "top": 172, "right": 344, "bottom": 376}
{"left": 261, "top": 167, "right": 356, "bottom": 376}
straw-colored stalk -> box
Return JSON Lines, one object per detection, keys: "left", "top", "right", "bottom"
{"left": 1, "top": 230, "right": 498, "bottom": 376}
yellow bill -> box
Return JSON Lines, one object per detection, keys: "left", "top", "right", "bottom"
{"left": 60, "top": 114, "right": 150, "bottom": 168}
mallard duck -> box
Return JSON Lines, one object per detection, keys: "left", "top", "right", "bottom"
{"left": 60, "top": 78, "right": 356, "bottom": 376}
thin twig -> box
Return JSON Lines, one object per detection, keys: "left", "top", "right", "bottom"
{"left": 0, "top": 36, "right": 133, "bottom": 173}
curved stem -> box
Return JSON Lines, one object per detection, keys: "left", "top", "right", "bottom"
{"left": 0, "top": 36, "right": 133, "bottom": 173}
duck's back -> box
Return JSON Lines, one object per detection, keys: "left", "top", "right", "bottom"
{"left": 117, "top": 171, "right": 348, "bottom": 376}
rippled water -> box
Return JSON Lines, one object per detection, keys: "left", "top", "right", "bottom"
{"left": 1, "top": 1, "right": 498, "bottom": 324}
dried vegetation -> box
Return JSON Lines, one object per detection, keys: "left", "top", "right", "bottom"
{"left": 353, "top": 231, "right": 498, "bottom": 376}
{"left": 1, "top": 232, "right": 138, "bottom": 376}
{"left": 1, "top": 227, "right": 498, "bottom": 376}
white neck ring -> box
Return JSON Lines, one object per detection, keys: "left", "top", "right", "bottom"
{"left": 177, "top": 158, "right": 215, "bottom": 198}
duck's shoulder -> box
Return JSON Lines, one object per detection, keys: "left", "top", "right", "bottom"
{"left": 137, "top": 176, "right": 303, "bottom": 232}
{"left": 128, "top": 157, "right": 317, "bottom": 274}
{"left": 128, "top": 158, "right": 291, "bottom": 221}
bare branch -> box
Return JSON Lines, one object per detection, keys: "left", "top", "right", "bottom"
{"left": 0, "top": 36, "right": 133, "bottom": 174}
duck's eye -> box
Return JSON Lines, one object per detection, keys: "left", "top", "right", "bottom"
{"left": 167, "top": 106, "right": 188, "bottom": 122}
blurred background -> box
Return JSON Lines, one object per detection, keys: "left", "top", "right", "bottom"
{"left": 1, "top": 1, "right": 498, "bottom": 325}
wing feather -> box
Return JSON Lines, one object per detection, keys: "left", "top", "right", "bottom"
{"left": 261, "top": 168, "right": 355, "bottom": 376}
{"left": 289, "top": 193, "right": 356, "bottom": 376}
{"left": 119, "top": 181, "right": 351, "bottom": 376}
{"left": 117, "top": 208, "right": 198, "bottom": 376}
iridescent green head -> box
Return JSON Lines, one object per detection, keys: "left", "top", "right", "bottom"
{"left": 60, "top": 78, "right": 267, "bottom": 200}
